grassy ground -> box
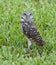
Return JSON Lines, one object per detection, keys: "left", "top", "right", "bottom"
{"left": 0, "top": 0, "right": 56, "bottom": 65}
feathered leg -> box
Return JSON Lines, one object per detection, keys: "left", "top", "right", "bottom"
{"left": 25, "top": 38, "right": 32, "bottom": 54}
{"left": 27, "top": 38, "right": 32, "bottom": 50}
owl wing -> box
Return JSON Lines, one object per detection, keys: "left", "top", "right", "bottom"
{"left": 27, "top": 24, "right": 44, "bottom": 46}
{"left": 27, "top": 25, "right": 41, "bottom": 40}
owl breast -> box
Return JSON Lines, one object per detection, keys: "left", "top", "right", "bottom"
{"left": 22, "top": 21, "right": 38, "bottom": 39}
{"left": 21, "top": 22, "right": 30, "bottom": 35}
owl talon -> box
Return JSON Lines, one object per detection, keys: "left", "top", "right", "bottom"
{"left": 25, "top": 48, "right": 30, "bottom": 53}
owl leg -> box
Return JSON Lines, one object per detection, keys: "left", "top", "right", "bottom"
{"left": 27, "top": 38, "right": 32, "bottom": 50}
{"left": 26, "top": 37, "right": 32, "bottom": 50}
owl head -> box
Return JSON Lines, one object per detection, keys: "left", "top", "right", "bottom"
{"left": 21, "top": 11, "right": 33, "bottom": 23}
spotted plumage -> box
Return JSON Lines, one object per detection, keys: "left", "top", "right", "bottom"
{"left": 21, "top": 11, "right": 45, "bottom": 49}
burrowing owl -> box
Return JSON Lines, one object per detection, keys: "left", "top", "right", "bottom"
{"left": 21, "top": 11, "right": 45, "bottom": 50}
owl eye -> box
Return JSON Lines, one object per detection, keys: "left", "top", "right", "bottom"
{"left": 30, "top": 13, "right": 32, "bottom": 15}
{"left": 24, "top": 13, "right": 26, "bottom": 15}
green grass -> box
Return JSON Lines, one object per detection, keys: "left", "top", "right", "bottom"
{"left": 0, "top": 0, "right": 56, "bottom": 65}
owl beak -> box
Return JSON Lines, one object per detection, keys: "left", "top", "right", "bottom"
{"left": 26, "top": 15, "right": 29, "bottom": 19}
